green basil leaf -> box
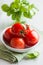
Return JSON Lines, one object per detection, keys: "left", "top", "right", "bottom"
{"left": 20, "top": 6, "right": 27, "bottom": 12}
{"left": 13, "top": 3, "right": 19, "bottom": 9}
{"left": 7, "top": 10, "right": 11, "bottom": 16}
{"left": 1, "top": 0, "right": 38, "bottom": 22}
{"left": 15, "top": 11, "right": 21, "bottom": 21}
{"left": 10, "top": 7, "right": 14, "bottom": 14}
{"left": 23, "top": 11, "right": 32, "bottom": 18}
{"left": 22, "top": 0, "right": 26, "bottom": 4}
{"left": 26, "top": 52, "right": 39, "bottom": 59}
{"left": 10, "top": 2, "right": 19, "bottom": 9}
{"left": 14, "top": 0, "right": 20, "bottom": 3}
{"left": 12, "top": 11, "right": 21, "bottom": 21}
{"left": 10, "top": 2, "right": 14, "bottom": 8}
{"left": 7, "top": 7, "right": 14, "bottom": 16}
{"left": 22, "top": 0, "right": 29, "bottom": 5}
{"left": 28, "top": 4, "right": 34, "bottom": 11}
{"left": 12, "top": 14, "right": 15, "bottom": 20}
{"left": 1, "top": 4, "right": 9, "bottom": 12}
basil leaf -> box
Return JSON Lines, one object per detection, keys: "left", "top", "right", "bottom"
{"left": 26, "top": 52, "right": 39, "bottom": 59}
{"left": 7, "top": 11, "right": 11, "bottom": 16}
{"left": 22, "top": 0, "right": 29, "bottom": 5}
{"left": 22, "top": 0, "right": 26, "bottom": 4}
{"left": 20, "top": 6, "right": 27, "bottom": 12}
{"left": 1, "top": 4, "right": 9, "bottom": 12}
{"left": 10, "top": 7, "right": 14, "bottom": 14}
{"left": 15, "top": 11, "right": 21, "bottom": 21}
{"left": 10, "top": 2, "right": 19, "bottom": 9}
{"left": 28, "top": 4, "right": 34, "bottom": 11}
{"left": 10, "top": 2, "right": 14, "bottom": 8}
{"left": 13, "top": 3, "right": 19, "bottom": 9}
{"left": 12, "top": 14, "right": 15, "bottom": 20}
{"left": 12, "top": 11, "right": 21, "bottom": 21}
{"left": 14, "top": 0, "right": 20, "bottom": 3}
{"left": 7, "top": 7, "right": 14, "bottom": 16}
{"left": 23, "top": 11, "right": 32, "bottom": 18}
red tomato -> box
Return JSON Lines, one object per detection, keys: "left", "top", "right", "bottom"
{"left": 11, "top": 23, "right": 25, "bottom": 33}
{"left": 11, "top": 23, "right": 26, "bottom": 37}
{"left": 10, "top": 38, "right": 25, "bottom": 49}
{"left": 24, "top": 30, "right": 39, "bottom": 47}
{"left": 3, "top": 28, "right": 13, "bottom": 43}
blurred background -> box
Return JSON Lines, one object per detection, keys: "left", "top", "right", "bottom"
{"left": 0, "top": 0, "right": 43, "bottom": 31}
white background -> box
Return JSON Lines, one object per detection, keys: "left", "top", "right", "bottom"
{"left": 0, "top": 0, "right": 43, "bottom": 65}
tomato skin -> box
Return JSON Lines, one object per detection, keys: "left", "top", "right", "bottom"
{"left": 10, "top": 38, "right": 25, "bottom": 49}
{"left": 24, "top": 30, "right": 39, "bottom": 47}
{"left": 11, "top": 23, "right": 26, "bottom": 37}
{"left": 3, "top": 28, "right": 13, "bottom": 43}
{"left": 12, "top": 23, "right": 25, "bottom": 33}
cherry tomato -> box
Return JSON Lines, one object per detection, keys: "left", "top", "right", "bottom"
{"left": 11, "top": 23, "right": 26, "bottom": 37}
{"left": 24, "top": 30, "right": 39, "bottom": 47}
{"left": 3, "top": 28, "right": 13, "bottom": 43}
{"left": 10, "top": 38, "right": 25, "bottom": 49}
{"left": 11, "top": 23, "right": 25, "bottom": 33}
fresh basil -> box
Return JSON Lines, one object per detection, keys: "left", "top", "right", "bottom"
{"left": 26, "top": 52, "right": 39, "bottom": 59}
{"left": 1, "top": 0, "right": 38, "bottom": 23}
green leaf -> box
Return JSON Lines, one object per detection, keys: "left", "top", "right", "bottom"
{"left": 10, "top": 7, "right": 14, "bottom": 14}
{"left": 12, "top": 11, "right": 21, "bottom": 21}
{"left": 7, "top": 10, "right": 11, "bottom": 16}
{"left": 7, "top": 7, "right": 14, "bottom": 16}
{"left": 10, "top": 1, "right": 19, "bottom": 9}
{"left": 22, "top": 0, "right": 29, "bottom": 5}
{"left": 10, "top": 2, "right": 14, "bottom": 8}
{"left": 1, "top": 4, "right": 9, "bottom": 12}
{"left": 22, "top": 0, "right": 26, "bottom": 3}
{"left": 20, "top": 6, "right": 27, "bottom": 12}
{"left": 28, "top": 4, "right": 39, "bottom": 11}
{"left": 28, "top": 4, "right": 34, "bottom": 11}
{"left": 12, "top": 14, "right": 15, "bottom": 20}
{"left": 15, "top": 11, "right": 21, "bottom": 21}
{"left": 14, "top": 3, "right": 19, "bottom": 9}
{"left": 26, "top": 52, "right": 39, "bottom": 59}
{"left": 23, "top": 11, "right": 32, "bottom": 18}
{"left": 11, "top": 3, "right": 19, "bottom": 9}
{"left": 14, "top": 0, "right": 20, "bottom": 3}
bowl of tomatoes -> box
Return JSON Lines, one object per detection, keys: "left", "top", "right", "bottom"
{"left": 1, "top": 23, "right": 39, "bottom": 53}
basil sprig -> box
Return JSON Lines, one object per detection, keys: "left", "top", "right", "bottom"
{"left": 1, "top": 0, "right": 38, "bottom": 22}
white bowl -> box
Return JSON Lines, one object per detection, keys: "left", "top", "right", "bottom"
{"left": 1, "top": 26, "right": 38, "bottom": 53}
